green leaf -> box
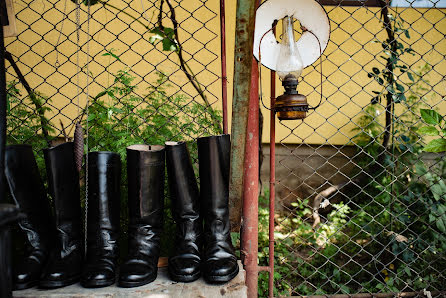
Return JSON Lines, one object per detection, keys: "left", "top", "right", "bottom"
{"left": 162, "top": 38, "right": 177, "bottom": 51}
{"left": 372, "top": 67, "right": 380, "bottom": 74}
{"left": 429, "top": 214, "right": 436, "bottom": 223}
{"left": 396, "top": 83, "right": 405, "bottom": 92}
{"left": 423, "top": 138, "right": 446, "bottom": 152}
{"left": 420, "top": 109, "right": 442, "bottom": 125}
{"left": 397, "top": 93, "right": 406, "bottom": 102}
{"left": 94, "top": 90, "right": 107, "bottom": 100}
{"left": 404, "top": 266, "right": 412, "bottom": 276}
{"left": 407, "top": 72, "right": 414, "bottom": 82}
{"left": 431, "top": 184, "right": 444, "bottom": 201}
{"left": 87, "top": 114, "right": 96, "bottom": 121}
{"left": 436, "top": 217, "right": 446, "bottom": 233}
{"left": 418, "top": 126, "right": 440, "bottom": 136}
{"left": 102, "top": 50, "right": 121, "bottom": 61}
{"left": 404, "top": 30, "right": 410, "bottom": 38}
{"left": 415, "top": 163, "right": 427, "bottom": 176}
{"left": 149, "top": 35, "right": 163, "bottom": 44}
{"left": 371, "top": 96, "right": 380, "bottom": 104}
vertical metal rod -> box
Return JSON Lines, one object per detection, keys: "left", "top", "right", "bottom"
{"left": 268, "top": 65, "right": 276, "bottom": 298}
{"left": 219, "top": 0, "right": 228, "bottom": 134}
{"left": 0, "top": 9, "right": 7, "bottom": 202}
{"left": 228, "top": 0, "right": 257, "bottom": 231}
{"left": 241, "top": 58, "right": 259, "bottom": 298}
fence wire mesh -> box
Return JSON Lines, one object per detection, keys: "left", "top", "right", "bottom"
{"left": 4, "top": 0, "right": 446, "bottom": 297}
{"left": 257, "top": 1, "right": 446, "bottom": 297}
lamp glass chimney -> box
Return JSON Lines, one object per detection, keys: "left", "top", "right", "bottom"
{"left": 276, "top": 16, "right": 303, "bottom": 80}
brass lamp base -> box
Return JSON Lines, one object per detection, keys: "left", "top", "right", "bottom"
{"left": 274, "top": 93, "right": 308, "bottom": 120}
{"left": 274, "top": 74, "right": 308, "bottom": 120}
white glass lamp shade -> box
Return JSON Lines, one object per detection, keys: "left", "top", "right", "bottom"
{"left": 253, "top": 0, "right": 330, "bottom": 71}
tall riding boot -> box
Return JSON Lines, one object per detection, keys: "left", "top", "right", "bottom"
{"left": 81, "top": 152, "right": 121, "bottom": 288}
{"left": 198, "top": 134, "right": 239, "bottom": 283}
{"left": 5, "top": 145, "right": 55, "bottom": 289}
{"left": 166, "top": 141, "right": 202, "bottom": 282}
{"left": 118, "top": 144, "right": 165, "bottom": 288}
{"left": 0, "top": 204, "right": 23, "bottom": 298}
{"left": 39, "top": 142, "right": 83, "bottom": 289}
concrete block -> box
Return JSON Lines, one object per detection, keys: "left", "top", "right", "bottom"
{"left": 13, "top": 261, "right": 246, "bottom": 298}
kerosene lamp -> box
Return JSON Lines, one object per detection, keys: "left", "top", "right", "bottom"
{"left": 253, "top": 0, "right": 330, "bottom": 120}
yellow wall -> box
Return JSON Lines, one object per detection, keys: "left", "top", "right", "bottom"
{"left": 5, "top": 0, "right": 446, "bottom": 144}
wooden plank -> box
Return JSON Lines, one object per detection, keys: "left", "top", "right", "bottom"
{"left": 3, "top": 0, "right": 18, "bottom": 38}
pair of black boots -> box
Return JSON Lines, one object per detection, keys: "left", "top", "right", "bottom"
{"left": 167, "top": 135, "right": 238, "bottom": 284}
{"left": 80, "top": 144, "right": 163, "bottom": 288}
{"left": 5, "top": 142, "right": 82, "bottom": 289}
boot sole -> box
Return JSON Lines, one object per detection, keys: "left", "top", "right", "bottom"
{"left": 80, "top": 278, "right": 115, "bottom": 288}
{"left": 204, "top": 265, "right": 239, "bottom": 284}
{"left": 14, "top": 280, "right": 39, "bottom": 290}
{"left": 168, "top": 268, "right": 201, "bottom": 283}
{"left": 39, "top": 275, "right": 81, "bottom": 289}
{"left": 118, "top": 273, "right": 157, "bottom": 288}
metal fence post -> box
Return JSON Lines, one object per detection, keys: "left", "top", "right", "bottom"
{"left": 229, "top": 0, "right": 257, "bottom": 232}
{"left": 241, "top": 57, "right": 260, "bottom": 298}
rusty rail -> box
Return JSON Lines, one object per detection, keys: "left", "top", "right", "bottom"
{"left": 268, "top": 63, "right": 276, "bottom": 297}
{"left": 241, "top": 58, "right": 260, "bottom": 298}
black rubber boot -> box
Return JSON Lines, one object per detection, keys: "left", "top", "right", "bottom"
{"left": 81, "top": 152, "right": 121, "bottom": 288}
{"left": 39, "top": 142, "right": 83, "bottom": 289}
{"left": 198, "top": 134, "right": 239, "bottom": 284}
{"left": 118, "top": 145, "right": 165, "bottom": 288}
{"left": 4, "top": 145, "right": 55, "bottom": 290}
{"left": 166, "top": 141, "right": 202, "bottom": 282}
{"left": 0, "top": 204, "right": 23, "bottom": 298}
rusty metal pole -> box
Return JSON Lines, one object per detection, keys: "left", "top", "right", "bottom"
{"left": 242, "top": 58, "right": 259, "bottom": 298}
{"left": 268, "top": 65, "right": 276, "bottom": 298}
{"left": 220, "top": 0, "right": 228, "bottom": 134}
{"left": 228, "top": 0, "right": 257, "bottom": 232}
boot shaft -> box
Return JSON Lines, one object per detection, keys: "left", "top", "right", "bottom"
{"left": 165, "top": 142, "right": 200, "bottom": 222}
{"left": 5, "top": 145, "right": 54, "bottom": 250}
{"left": 198, "top": 135, "right": 232, "bottom": 243}
{"left": 165, "top": 141, "right": 201, "bottom": 244}
{"left": 126, "top": 145, "right": 165, "bottom": 257}
{"left": 43, "top": 142, "right": 82, "bottom": 251}
{"left": 126, "top": 145, "right": 165, "bottom": 227}
{"left": 86, "top": 152, "right": 121, "bottom": 257}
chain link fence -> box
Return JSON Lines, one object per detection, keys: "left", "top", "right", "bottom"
{"left": 5, "top": 0, "right": 223, "bottom": 260}
{"left": 257, "top": 0, "right": 446, "bottom": 296}
{"left": 4, "top": 0, "right": 446, "bottom": 297}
